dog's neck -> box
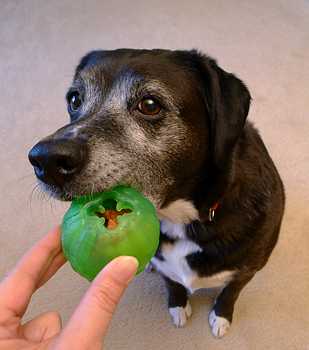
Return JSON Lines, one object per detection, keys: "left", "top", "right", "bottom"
{"left": 157, "top": 199, "right": 200, "bottom": 224}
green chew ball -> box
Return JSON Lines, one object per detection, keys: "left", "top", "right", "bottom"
{"left": 61, "top": 185, "right": 160, "bottom": 281}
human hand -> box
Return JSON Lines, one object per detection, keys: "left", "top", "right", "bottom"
{"left": 0, "top": 227, "right": 138, "bottom": 349}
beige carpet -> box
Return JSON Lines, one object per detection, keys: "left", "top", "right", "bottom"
{"left": 1, "top": 0, "right": 309, "bottom": 349}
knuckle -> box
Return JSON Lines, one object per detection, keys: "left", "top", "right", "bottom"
{"left": 91, "top": 281, "right": 121, "bottom": 315}
{"left": 46, "top": 311, "right": 62, "bottom": 325}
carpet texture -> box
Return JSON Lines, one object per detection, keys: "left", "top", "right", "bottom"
{"left": 1, "top": 1, "right": 308, "bottom": 349}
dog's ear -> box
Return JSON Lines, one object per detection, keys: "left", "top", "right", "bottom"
{"left": 195, "top": 52, "right": 251, "bottom": 169}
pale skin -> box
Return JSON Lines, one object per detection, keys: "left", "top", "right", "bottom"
{"left": 0, "top": 227, "right": 138, "bottom": 349}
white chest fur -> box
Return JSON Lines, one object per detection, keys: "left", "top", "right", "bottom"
{"left": 151, "top": 219, "right": 235, "bottom": 294}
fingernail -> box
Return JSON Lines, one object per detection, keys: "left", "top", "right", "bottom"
{"left": 112, "top": 256, "right": 139, "bottom": 283}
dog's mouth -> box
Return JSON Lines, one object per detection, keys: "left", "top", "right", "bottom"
{"left": 37, "top": 182, "right": 73, "bottom": 201}
{"left": 37, "top": 180, "right": 108, "bottom": 202}
{"left": 37, "top": 178, "right": 162, "bottom": 215}
{"left": 37, "top": 176, "right": 141, "bottom": 203}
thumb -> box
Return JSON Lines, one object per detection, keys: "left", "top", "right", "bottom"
{"left": 55, "top": 256, "right": 138, "bottom": 349}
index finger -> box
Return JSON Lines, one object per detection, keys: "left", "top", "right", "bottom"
{"left": 0, "top": 227, "right": 65, "bottom": 318}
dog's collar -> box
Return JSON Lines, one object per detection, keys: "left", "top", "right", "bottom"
{"left": 208, "top": 202, "right": 219, "bottom": 222}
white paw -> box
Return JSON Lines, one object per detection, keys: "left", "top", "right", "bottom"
{"left": 208, "top": 310, "right": 230, "bottom": 338}
{"left": 169, "top": 302, "right": 192, "bottom": 327}
{"left": 145, "top": 262, "right": 155, "bottom": 273}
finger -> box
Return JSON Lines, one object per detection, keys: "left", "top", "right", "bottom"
{"left": 0, "top": 339, "right": 30, "bottom": 350}
{"left": 21, "top": 311, "right": 62, "bottom": 342}
{"left": 37, "top": 252, "right": 67, "bottom": 289}
{"left": 0, "top": 227, "right": 63, "bottom": 318}
{"left": 56, "top": 256, "right": 138, "bottom": 349}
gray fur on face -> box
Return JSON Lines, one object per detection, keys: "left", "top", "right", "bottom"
{"left": 44, "top": 60, "right": 201, "bottom": 208}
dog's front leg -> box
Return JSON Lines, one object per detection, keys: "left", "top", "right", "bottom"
{"left": 209, "top": 273, "right": 254, "bottom": 338}
{"left": 163, "top": 277, "right": 192, "bottom": 327}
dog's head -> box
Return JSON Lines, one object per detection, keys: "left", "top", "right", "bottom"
{"left": 28, "top": 49, "right": 250, "bottom": 217}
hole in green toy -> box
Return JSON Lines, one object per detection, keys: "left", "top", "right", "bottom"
{"left": 96, "top": 199, "right": 132, "bottom": 230}
{"left": 101, "top": 198, "right": 117, "bottom": 210}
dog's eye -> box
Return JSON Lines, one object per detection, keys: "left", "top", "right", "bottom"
{"left": 68, "top": 91, "right": 82, "bottom": 113}
{"left": 137, "top": 97, "right": 161, "bottom": 116}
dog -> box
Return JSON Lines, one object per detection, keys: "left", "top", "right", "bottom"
{"left": 28, "top": 49, "right": 285, "bottom": 338}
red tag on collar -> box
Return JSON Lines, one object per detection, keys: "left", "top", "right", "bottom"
{"left": 208, "top": 202, "right": 219, "bottom": 222}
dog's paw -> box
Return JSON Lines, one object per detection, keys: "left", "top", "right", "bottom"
{"left": 169, "top": 302, "right": 192, "bottom": 327}
{"left": 208, "top": 310, "right": 230, "bottom": 338}
{"left": 145, "top": 262, "right": 155, "bottom": 273}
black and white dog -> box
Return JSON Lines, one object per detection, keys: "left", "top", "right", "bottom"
{"left": 28, "top": 49, "right": 285, "bottom": 338}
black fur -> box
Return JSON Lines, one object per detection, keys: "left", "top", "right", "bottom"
{"left": 164, "top": 277, "right": 188, "bottom": 309}
{"left": 29, "top": 49, "right": 285, "bottom": 331}
{"left": 157, "top": 50, "right": 285, "bottom": 325}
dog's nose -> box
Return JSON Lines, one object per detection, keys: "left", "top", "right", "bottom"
{"left": 28, "top": 139, "right": 88, "bottom": 187}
